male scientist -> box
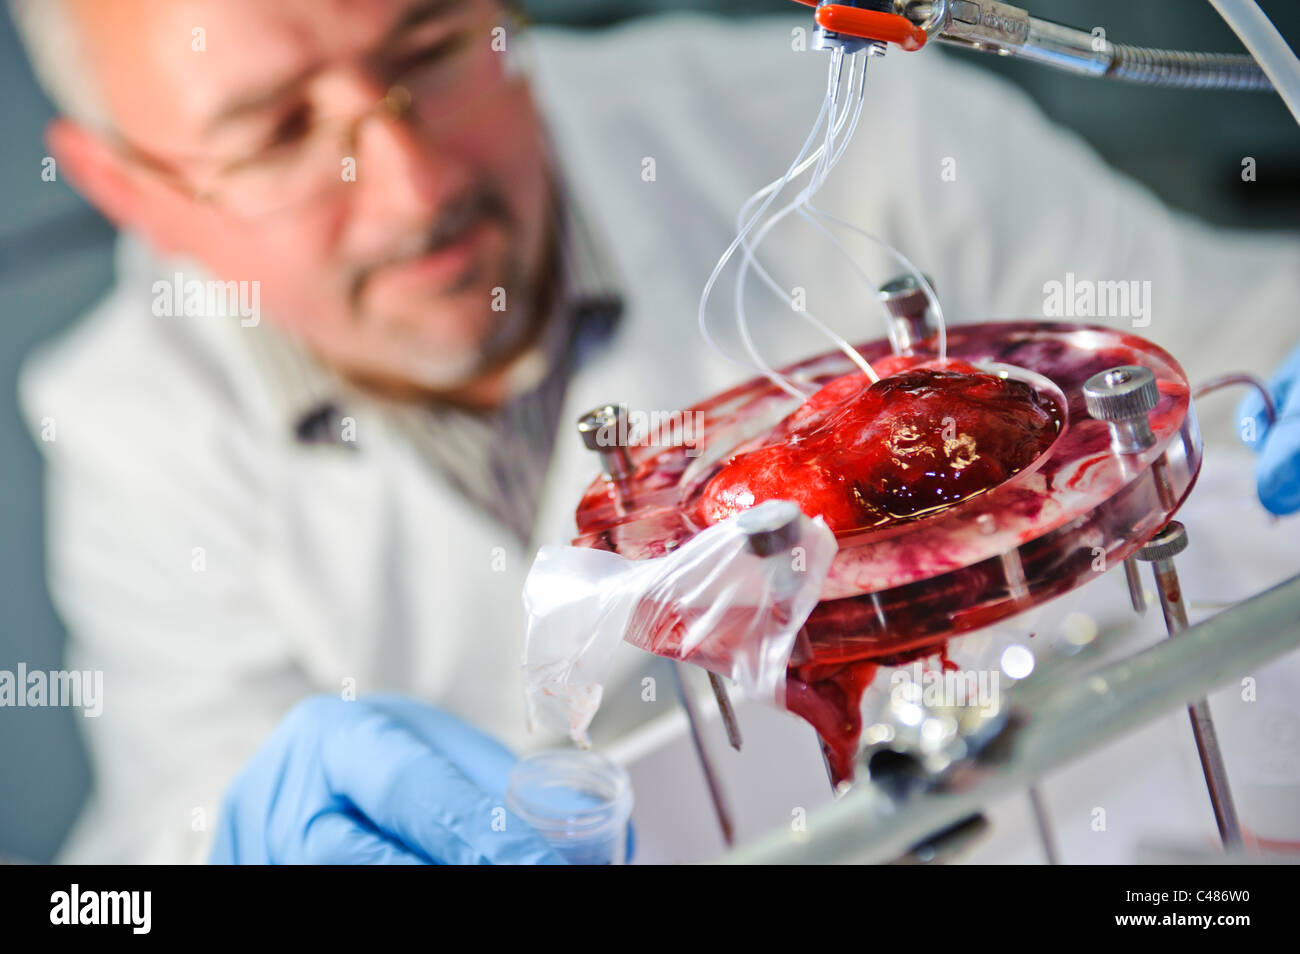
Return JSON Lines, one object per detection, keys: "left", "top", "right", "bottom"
{"left": 12, "top": 0, "right": 1300, "bottom": 863}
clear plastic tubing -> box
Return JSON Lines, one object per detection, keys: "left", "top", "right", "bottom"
{"left": 506, "top": 750, "right": 634, "bottom": 865}
{"left": 1208, "top": 0, "right": 1300, "bottom": 126}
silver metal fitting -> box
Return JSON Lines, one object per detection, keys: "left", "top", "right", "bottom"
{"left": 899, "top": 1, "right": 945, "bottom": 35}
{"left": 1083, "top": 365, "right": 1159, "bottom": 453}
{"left": 859, "top": 678, "right": 1011, "bottom": 795}
{"left": 921, "top": 0, "right": 1268, "bottom": 90}
{"left": 737, "top": 500, "right": 802, "bottom": 557}
{"left": 577, "top": 404, "right": 634, "bottom": 482}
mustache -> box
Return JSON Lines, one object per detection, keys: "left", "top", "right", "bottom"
{"left": 349, "top": 184, "right": 514, "bottom": 304}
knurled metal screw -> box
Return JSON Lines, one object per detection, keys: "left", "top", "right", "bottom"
{"left": 1136, "top": 521, "right": 1188, "bottom": 563}
{"left": 1084, "top": 365, "right": 1158, "bottom": 420}
{"left": 1084, "top": 365, "right": 1159, "bottom": 453}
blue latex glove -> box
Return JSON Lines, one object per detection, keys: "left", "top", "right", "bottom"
{"left": 210, "top": 695, "right": 564, "bottom": 864}
{"left": 1238, "top": 345, "right": 1300, "bottom": 516}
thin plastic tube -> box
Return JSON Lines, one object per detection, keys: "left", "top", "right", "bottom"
{"left": 735, "top": 209, "right": 882, "bottom": 381}
{"left": 733, "top": 52, "right": 883, "bottom": 387}
{"left": 1208, "top": 0, "right": 1300, "bottom": 126}
{"left": 737, "top": 160, "right": 888, "bottom": 383}
{"left": 740, "top": 52, "right": 947, "bottom": 372}
{"left": 803, "top": 204, "right": 949, "bottom": 362}
{"left": 1192, "top": 372, "right": 1277, "bottom": 424}
{"left": 732, "top": 55, "right": 864, "bottom": 278}
{"left": 732, "top": 55, "right": 851, "bottom": 383}
{"left": 791, "top": 77, "right": 904, "bottom": 353}
{"left": 700, "top": 41, "right": 953, "bottom": 396}
{"left": 697, "top": 60, "right": 837, "bottom": 398}
{"left": 732, "top": 51, "right": 859, "bottom": 393}
{"left": 736, "top": 89, "right": 862, "bottom": 211}
{"left": 792, "top": 56, "right": 948, "bottom": 361}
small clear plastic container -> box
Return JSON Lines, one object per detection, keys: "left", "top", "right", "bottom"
{"left": 506, "top": 750, "right": 634, "bottom": 865}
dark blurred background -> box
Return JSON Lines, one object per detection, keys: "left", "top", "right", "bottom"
{"left": 2, "top": 0, "right": 1297, "bottom": 862}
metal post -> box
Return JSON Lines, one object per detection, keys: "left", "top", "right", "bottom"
{"left": 707, "top": 672, "right": 744, "bottom": 751}
{"left": 1027, "top": 785, "right": 1062, "bottom": 865}
{"left": 1084, "top": 366, "right": 1162, "bottom": 617}
{"left": 669, "top": 662, "right": 736, "bottom": 847}
{"left": 1136, "top": 521, "right": 1244, "bottom": 850}
{"left": 577, "top": 404, "right": 635, "bottom": 511}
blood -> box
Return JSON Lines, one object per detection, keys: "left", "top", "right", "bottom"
{"left": 784, "top": 660, "right": 878, "bottom": 786}
{"left": 695, "top": 360, "right": 1061, "bottom": 533}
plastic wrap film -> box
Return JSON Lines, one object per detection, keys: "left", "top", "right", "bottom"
{"left": 522, "top": 500, "right": 837, "bottom": 744}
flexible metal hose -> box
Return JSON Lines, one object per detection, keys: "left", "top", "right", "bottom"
{"left": 1107, "top": 44, "right": 1273, "bottom": 90}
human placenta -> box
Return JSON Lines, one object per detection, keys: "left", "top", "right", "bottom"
{"left": 695, "top": 359, "right": 1061, "bottom": 533}
{"left": 688, "top": 358, "right": 1061, "bottom": 783}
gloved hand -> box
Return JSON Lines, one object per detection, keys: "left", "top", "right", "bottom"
{"left": 210, "top": 694, "right": 564, "bottom": 864}
{"left": 1238, "top": 345, "right": 1300, "bottom": 516}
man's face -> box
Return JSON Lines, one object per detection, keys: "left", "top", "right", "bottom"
{"left": 67, "top": 0, "right": 553, "bottom": 397}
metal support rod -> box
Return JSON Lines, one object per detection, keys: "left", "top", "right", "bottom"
{"left": 707, "top": 672, "right": 744, "bottom": 751}
{"left": 1027, "top": 784, "right": 1061, "bottom": 865}
{"left": 577, "top": 404, "right": 636, "bottom": 512}
{"left": 1141, "top": 528, "right": 1244, "bottom": 850}
{"left": 670, "top": 662, "right": 735, "bottom": 846}
{"left": 1186, "top": 697, "right": 1241, "bottom": 848}
{"left": 1123, "top": 555, "right": 1147, "bottom": 614}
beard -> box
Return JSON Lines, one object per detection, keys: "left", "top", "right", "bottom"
{"left": 377, "top": 257, "right": 532, "bottom": 391}
{"left": 344, "top": 182, "right": 545, "bottom": 396}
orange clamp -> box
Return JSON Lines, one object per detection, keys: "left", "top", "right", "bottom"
{"left": 791, "top": 2, "right": 928, "bottom": 52}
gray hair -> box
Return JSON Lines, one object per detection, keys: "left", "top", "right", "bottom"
{"left": 8, "top": 0, "right": 114, "bottom": 130}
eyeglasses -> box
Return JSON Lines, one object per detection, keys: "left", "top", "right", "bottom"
{"left": 120, "top": 7, "right": 531, "bottom": 219}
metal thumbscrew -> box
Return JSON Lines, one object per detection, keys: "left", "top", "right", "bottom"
{"left": 1085, "top": 365, "right": 1161, "bottom": 615}
{"left": 1136, "top": 520, "right": 1190, "bottom": 568}
{"left": 1083, "top": 364, "right": 1160, "bottom": 454}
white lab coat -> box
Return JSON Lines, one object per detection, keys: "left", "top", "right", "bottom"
{"left": 20, "top": 13, "right": 1300, "bottom": 863}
